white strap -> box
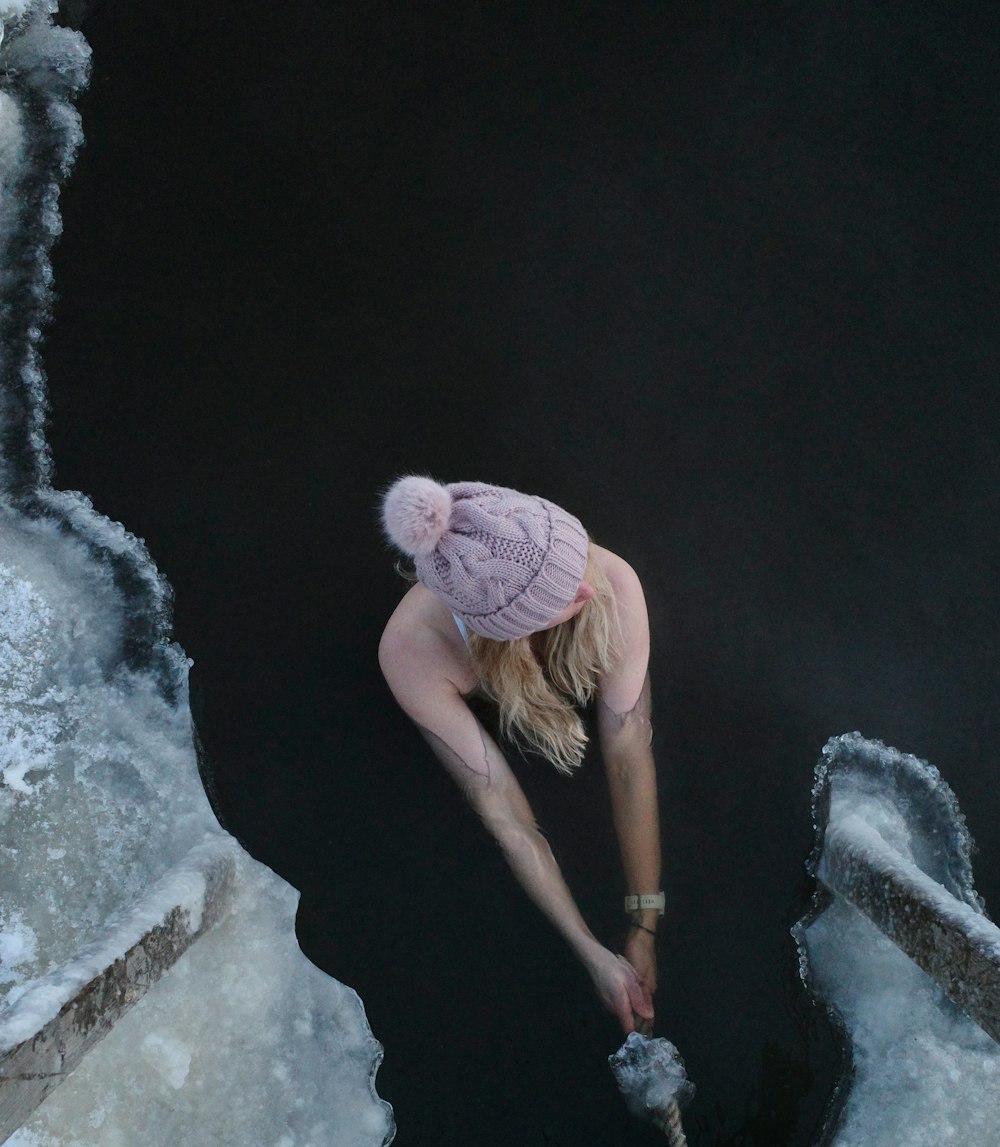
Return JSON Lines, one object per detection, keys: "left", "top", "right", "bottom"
{"left": 624, "top": 892, "right": 665, "bottom": 916}
{"left": 451, "top": 611, "right": 470, "bottom": 647}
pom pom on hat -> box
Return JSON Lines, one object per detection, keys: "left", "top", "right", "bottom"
{"left": 382, "top": 475, "right": 454, "bottom": 557}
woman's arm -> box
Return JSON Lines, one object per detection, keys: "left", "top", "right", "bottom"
{"left": 379, "top": 620, "right": 652, "bottom": 1033}
{"left": 596, "top": 556, "right": 661, "bottom": 1032}
{"left": 599, "top": 675, "right": 660, "bottom": 905}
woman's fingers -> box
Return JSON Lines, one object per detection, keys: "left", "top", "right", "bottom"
{"left": 591, "top": 950, "right": 657, "bottom": 1035}
{"left": 617, "top": 956, "right": 654, "bottom": 1027}
{"left": 616, "top": 957, "right": 655, "bottom": 1038}
{"left": 632, "top": 1011, "right": 654, "bottom": 1037}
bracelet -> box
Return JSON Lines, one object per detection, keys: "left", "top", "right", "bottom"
{"left": 627, "top": 921, "right": 657, "bottom": 938}
{"left": 624, "top": 892, "right": 665, "bottom": 916}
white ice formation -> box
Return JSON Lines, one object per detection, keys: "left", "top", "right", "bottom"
{"left": 0, "top": 4, "right": 393, "bottom": 1144}
{"left": 795, "top": 734, "right": 1000, "bottom": 1146}
{"left": 608, "top": 1032, "right": 694, "bottom": 1125}
{"left": 5, "top": 843, "right": 393, "bottom": 1147}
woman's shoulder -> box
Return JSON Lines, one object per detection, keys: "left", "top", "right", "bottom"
{"left": 591, "top": 544, "right": 645, "bottom": 605}
{"left": 591, "top": 544, "right": 650, "bottom": 711}
{"left": 379, "top": 583, "right": 459, "bottom": 656}
{"left": 378, "top": 583, "right": 475, "bottom": 695}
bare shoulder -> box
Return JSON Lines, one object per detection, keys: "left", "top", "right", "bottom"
{"left": 591, "top": 545, "right": 650, "bottom": 712}
{"left": 378, "top": 583, "right": 475, "bottom": 699}
{"left": 591, "top": 545, "right": 646, "bottom": 611}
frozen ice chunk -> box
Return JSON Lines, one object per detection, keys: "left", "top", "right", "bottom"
{"left": 609, "top": 1032, "right": 694, "bottom": 1130}
{"left": 0, "top": 3, "right": 38, "bottom": 24}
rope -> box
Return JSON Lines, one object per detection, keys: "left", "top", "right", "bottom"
{"left": 652, "top": 1099, "right": 688, "bottom": 1146}
{"left": 609, "top": 1031, "right": 692, "bottom": 1144}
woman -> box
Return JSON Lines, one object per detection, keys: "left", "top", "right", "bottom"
{"left": 378, "top": 475, "right": 662, "bottom": 1035}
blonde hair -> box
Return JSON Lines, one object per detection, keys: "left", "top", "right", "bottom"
{"left": 466, "top": 548, "right": 621, "bottom": 775}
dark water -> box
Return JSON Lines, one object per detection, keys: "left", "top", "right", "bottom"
{"left": 44, "top": 3, "right": 999, "bottom": 1144}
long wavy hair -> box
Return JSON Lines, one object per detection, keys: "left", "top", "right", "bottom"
{"left": 466, "top": 548, "right": 621, "bottom": 775}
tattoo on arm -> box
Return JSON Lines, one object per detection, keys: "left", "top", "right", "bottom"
{"left": 416, "top": 721, "right": 493, "bottom": 788}
{"left": 597, "top": 672, "right": 653, "bottom": 745}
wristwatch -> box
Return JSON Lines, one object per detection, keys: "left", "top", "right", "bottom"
{"left": 624, "top": 892, "right": 665, "bottom": 915}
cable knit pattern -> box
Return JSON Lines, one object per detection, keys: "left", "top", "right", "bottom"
{"left": 381, "top": 476, "right": 589, "bottom": 639}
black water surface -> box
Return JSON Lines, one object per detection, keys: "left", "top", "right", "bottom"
{"left": 46, "top": 3, "right": 999, "bottom": 1144}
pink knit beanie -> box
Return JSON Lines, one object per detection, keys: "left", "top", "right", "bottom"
{"left": 381, "top": 476, "right": 590, "bottom": 640}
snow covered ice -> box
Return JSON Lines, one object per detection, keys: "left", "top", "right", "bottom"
{"left": 0, "top": 4, "right": 393, "bottom": 1143}
{"left": 0, "top": 507, "right": 219, "bottom": 999}
{"left": 804, "top": 897, "right": 1000, "bottom": 1146}
{"left": 795, "top": 734, "right": 1000, "bottom": 1146}
{"left": 6, "top": 847, "right": 393, "bottom": 1147}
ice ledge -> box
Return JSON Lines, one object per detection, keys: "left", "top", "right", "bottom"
{"left": 819, "top": 812, "right": 1000, "bottom": 1045}
{"left": 0, "top": 831, "right": 237, "bottom": 1137}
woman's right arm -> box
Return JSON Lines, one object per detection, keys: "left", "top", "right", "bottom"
{"left": 378, "top": 622, "right": 652, "bottom": 1033}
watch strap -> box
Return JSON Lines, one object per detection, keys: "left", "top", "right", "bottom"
{"left": 624, "top": 892, "right": 665, "bottom": 916}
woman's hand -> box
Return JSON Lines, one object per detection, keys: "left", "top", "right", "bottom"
{"left": 622, "top": 928, "right": 657, "bottom": 1036}
{"left": 586, "top": 946, "right": 654, "bottom": 1035}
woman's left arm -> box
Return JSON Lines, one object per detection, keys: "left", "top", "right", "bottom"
{"left": 596, "top": 555, "right": 661, "bottom": 1033}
